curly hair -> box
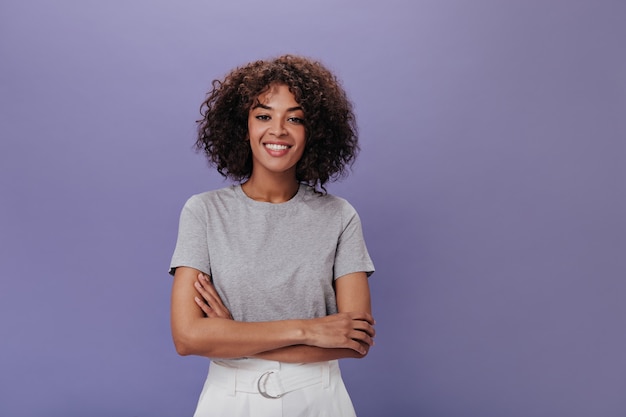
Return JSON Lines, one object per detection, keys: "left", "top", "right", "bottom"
{"left": 195, "top": 55, "right": 359, "bottom": 191}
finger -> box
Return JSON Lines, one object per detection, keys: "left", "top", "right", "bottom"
{"left": 350, "top": 330, "right": 374, "bottom": 347}
{"left": 195, "top": 276, "right": 224, "bottom": 307}
{"left": 198, "top": 275, "right": 232, "bottom": 316}
{"left": 194, "top": 296, "right": 216, "bottom": 317}
{"left": 195, "top": 275, "right": 220, "bottom": 302}
{"left": 345, "top": 311, "right": 375, "bottom": 325}
{"left": 346, "top": 339, "right": 368, "bottom": 355}
{"left": 194, "top": 296, "right": 230, "bottom": 320}
{"left": 194, "top": 280, "right": 214, "bottom": 303}
{"left": 352, "top": 320, "right": 376, "bottom": 337}
{"left": 194, "top": 280, "right": 234, "bottom": 319}
{"left": 352, "top": 341, "right": 371, "bottom": 355}
{"left": 203, "top": 285, "right": 225, "bottom": 308}
{"left": 211, "top": 304, "right": 231, "bottom": 319}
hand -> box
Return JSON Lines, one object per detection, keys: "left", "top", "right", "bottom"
{"left": 305, "top": 312, "right": 375, "bottom": 355}
{"left": 194, "top": 273, "right": 233, "bottom": 320}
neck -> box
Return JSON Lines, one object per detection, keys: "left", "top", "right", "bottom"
{"left": 241, "top": 172, "right": 300, "bottom": 203}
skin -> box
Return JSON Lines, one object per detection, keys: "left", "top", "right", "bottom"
{"left": 170, "top": 83, "right": 375, "bottom": 363}
{"left": 241, "top": 83, "right": 306, "bottom": 203}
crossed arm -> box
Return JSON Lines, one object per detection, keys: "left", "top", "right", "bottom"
{"left": 170, "top": 266, "right": 375, "bottom": 363}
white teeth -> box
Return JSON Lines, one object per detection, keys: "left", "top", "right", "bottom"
{"left": 265, "top": 144, "right": 289, "bottom": 150}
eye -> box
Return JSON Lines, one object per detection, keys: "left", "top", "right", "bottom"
{"left": 255, "top": 115, "right": 270, "bottom": 121}
{"left": 288, "top": 117, "right": 304, "bottom": 124}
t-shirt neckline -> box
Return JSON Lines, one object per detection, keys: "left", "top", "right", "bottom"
{"left": 234, "top": 183, "right": 306, "bottom": 208}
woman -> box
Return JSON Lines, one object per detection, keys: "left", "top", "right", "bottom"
{"left": 169, "top": 55, "right": 375, "bottom": 417}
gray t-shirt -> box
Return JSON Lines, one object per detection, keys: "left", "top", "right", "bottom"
{"left": 169, "top": 184, "right": 374, "bottom": 322}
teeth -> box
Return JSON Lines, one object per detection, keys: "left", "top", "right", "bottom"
{"left": 265, "top": 144, "right": 289, "bottom": 150}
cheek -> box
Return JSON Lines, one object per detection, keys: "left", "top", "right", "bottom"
{"left": 247, "top": 115, "right": 264, "bottom": 134}
{"left": 247, "top": 123, "right": 262, "bottom": 140}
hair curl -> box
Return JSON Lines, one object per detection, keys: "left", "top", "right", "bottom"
{"left": 195, "top": 55, "right": 359, "bottom": 191}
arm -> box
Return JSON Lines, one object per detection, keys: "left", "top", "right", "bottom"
{"left": 253, "top": 271, "right": 374, "bottom": 363}
{"left": 171, "top": 267, "right": 374, "bottom": 359}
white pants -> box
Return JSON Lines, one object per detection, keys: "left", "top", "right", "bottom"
{"left": 193, "top": 359, "right": 357, "bottom": 417}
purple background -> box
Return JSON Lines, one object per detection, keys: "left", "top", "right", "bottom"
{"left": 1, "top": 1, "right": 625, "bottom": 416}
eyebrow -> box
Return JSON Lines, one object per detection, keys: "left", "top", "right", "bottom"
{"left": 252, "top": 103, "right": 303, "bottom": 112}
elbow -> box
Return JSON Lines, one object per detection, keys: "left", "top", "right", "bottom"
{"left": 172, "top": 334, "right": 191, "bottom": 356}
{"left": 173, "top": 339, "right": 193, "bottom": 356}
{"left": 172, "top": 328, "right": 219, "bottom": 357}
{"left": 172, "top": 329, "right": 201, "bottom": 357}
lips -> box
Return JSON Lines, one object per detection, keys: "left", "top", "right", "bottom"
{"left": 262, "top": 141, "right": 294, "bottom": 158}
{"left": 264, "top": 143, "right": 290, "bottom": 151}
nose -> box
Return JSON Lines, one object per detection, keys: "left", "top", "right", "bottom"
{"left": 269, "top": 118, "right": 287, "bottom": 137}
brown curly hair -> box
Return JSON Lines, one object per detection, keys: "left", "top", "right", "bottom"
{"left": 195, "top": 55, "right": 359, "bottom": 191}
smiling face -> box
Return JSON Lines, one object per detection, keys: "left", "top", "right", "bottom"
{"left": 247, "top": 84, "right": 306, "bottom": 180}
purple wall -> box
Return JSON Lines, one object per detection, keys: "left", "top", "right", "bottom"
{"left": 1, "top": 1, "right": 625, "bottom": 416}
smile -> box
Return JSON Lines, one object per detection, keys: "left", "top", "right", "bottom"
{"left": 264, "top": 143, "right": 290, "bottom": 151}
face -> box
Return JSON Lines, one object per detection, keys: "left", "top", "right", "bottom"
{"left": 247, "top": 84, "right": 306, "bottom": 179}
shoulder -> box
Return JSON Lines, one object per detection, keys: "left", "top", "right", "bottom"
{"left": 300, "top": 186, "right": 358, "bottom": 218}
{"left": 186, "top": 185, "right": 238, "bottom": 204}
{"left": 182, "top": 186, "right": 239, "bottom": 213}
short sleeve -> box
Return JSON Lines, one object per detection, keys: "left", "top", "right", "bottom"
{"left": 169, "top": 196, "right": 212, "bottom": 276}
{"left": 333, "top": 204, "right": 375, "bottom": 279}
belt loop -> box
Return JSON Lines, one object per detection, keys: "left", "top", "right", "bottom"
{"left": 223, "top": 366, "right": 235, "bottom": 397}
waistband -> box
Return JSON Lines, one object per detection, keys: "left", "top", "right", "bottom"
{"left": 208, "top": 359, "right": 335, "bottom": 399}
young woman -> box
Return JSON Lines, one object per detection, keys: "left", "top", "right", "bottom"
{"left": 169, "top": 55, "right": 375, "bottom": 417}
